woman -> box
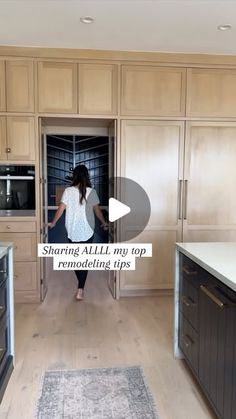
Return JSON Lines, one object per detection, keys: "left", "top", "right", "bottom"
{"left": 50, "top": 164, "right": 108, "bottom": 300}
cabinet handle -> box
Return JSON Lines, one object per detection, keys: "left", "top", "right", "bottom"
{"left": 183, "top": 180, "right": 188, "bottom": 220}
{"left": 182, "top": 334, "right": 193, "bottom": 348}
{"left": 178, "top": 180, "right": 183, "bottom": 220}
{"left": 0, "top": 305, "right": 4, "bottom": 310}
{"left": 182, "top": 266, "right": 197, "bottom": 276}
{"left": 182, "top": 295, "right": 196, "bottom": 307}
{"left": 0, "top": 348, "right": 4, "bottom": 353}
{"left": 200, "top": 285, "right": 224, "bottom": 308}
{"left": 0, "top": 270, "right": 6, "bottom": 273}
{"left": 6, "top": 225, "right": 11, "bottom": 229}
{"left": 6, "top": 148, "right": 11, "bottom": 153}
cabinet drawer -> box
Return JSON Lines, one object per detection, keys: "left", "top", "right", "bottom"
{"left": 0, "top": 233, "right": 36, "bottom": 261}
{"left": 0, "top": 256, "right": 7, "bottom": 286}
{"left": 181, "top": 254, "right": 202, "bottom": 280}
{"left": 179, "top": 313, "right": 199, "bottom": 374}
{"left": 14, "top": 262, "right": 37, "bottom": 292}
{"left": 0, "top": 314, "right": 9, "bottom": 377}
{"left": 180, "top": 277, "right": 198, "bottom": 331}
{"left": 0, "top": 280, "right": 7, "bottom": 321}
{"left": 0, "top": 222, "right": 36, "bottom": 233}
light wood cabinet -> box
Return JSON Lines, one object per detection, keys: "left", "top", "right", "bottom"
{"left": 0, "top": 232, "right": 36, "bottom": 261}
{"left": 78, "top": 63, "right": 117, "bottom": 115}
{"left": 186, "top": 68, "right": 236, "bottom": 117}
{"left": 0, "top": 117, "right": 7, "bottom": 160}
{"left": 6, "top": 60, "right": 34, "bottom": 112}
{"left": 183, "top": 122, "right": 236, "bottom": 242}
{"left": 0, "top": 225, "right": 38, "bottom": 303}
{"left": 0, "top": 61, "right": 6, "bottom": 111}
{"left": 0, "top": 116, "right": 35, "bottom": 161}
{"left": 121, "top": 65, "right": 186, "bottom": 116}
{"left": 0, "top": 221, "right": 36, "bottom": 233}
{"left": 38, "top": 61, "right": 77, "bottom": 113}
{"left": 120, "top": 120, "right": 184, "bottom": 291}
{"left": 6, "top": 116, "right": 35, "bottom": 161}
{"left": 14, "top": 262, "right": 37, "bottom": 293}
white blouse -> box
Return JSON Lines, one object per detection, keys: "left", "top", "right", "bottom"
{"left": 61, "top": 186, "right": 99, "bottom": 242}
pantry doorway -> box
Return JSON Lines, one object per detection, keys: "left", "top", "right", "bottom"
{"left": 39, "top": 118, "right": 119, "bottom": 301}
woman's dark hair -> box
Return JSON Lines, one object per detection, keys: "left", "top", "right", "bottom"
{"left": 71, "top": 165, "right": 91, "bottom": 204}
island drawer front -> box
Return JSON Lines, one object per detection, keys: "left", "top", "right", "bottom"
{"left": 0, "top": 222, "right": 36, "bottom": 233}
{"left": 0, "top": 233, "right": 36, "bottom": 261}
{"left": 0, "top": 256, "right": 7, "bottom": 286}
{"left": 180, "top": 277, "right": 198, "bottom": 331}
{"left": 181, "top": 254, "right": 205, "bottom": 284}
{"left": 0, "top": 280, "right": 7, "bottom": 321}
{"left": 179, "top": 313, "right": 199, "bottom": 374}
{"left": 0, "top": 313, "right": 9, "bottom": 378}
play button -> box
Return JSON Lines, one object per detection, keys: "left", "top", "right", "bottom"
{"left": 86, "top": 176, "right": 151, "bottom": 242}
{"left": 108, "top": 198, "right": 131, "bottom": 222}
{"left": 109, "top": 176, "right": 151, "bottom": 242}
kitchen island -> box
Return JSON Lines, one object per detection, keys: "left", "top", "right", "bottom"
{"left": 0, "top": 242, "right": 14, "bottom": 402}
{"left": 175, "top": 242, "right": 236, "bottom": 419}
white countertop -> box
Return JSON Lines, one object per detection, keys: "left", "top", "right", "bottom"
{"left": 176, "top": 242, "right": 236, "bottom": 292}
{"left": 0, "top": 242, "right": 13, "bottom": 259}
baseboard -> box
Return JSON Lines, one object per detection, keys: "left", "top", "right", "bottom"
{"left": 119, "top": 288, "right": 174, "bottom": 297}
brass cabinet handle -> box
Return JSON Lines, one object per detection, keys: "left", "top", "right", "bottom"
{"left": 182, "top": 266, "right": 198, "bottom": 276}
{"left": 178, "top": 179, "right": 183, "bottom": 220}
{"left": 200, "top": 285, "right": 224, "bottom": 308}
{"left": 6, "top": 225, "right": 11, "bottom": 229}
{"left": 182, "top": 334, "right": 193, "bottom": 348}
{"left": 182, "top": 295, "right": 196, "bottom": 307}
{"left": 183, "top": 180, "right": 188, "bottom": 220}
{"left": 6, "top": 148, "right": 11, "bottom": 153}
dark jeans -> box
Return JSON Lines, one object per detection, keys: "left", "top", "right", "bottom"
{"left": 68, "top": 235, "right": 94, "bottom": 289}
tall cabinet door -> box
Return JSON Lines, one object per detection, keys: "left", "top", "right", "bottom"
{"left": 120, "top": 120, "right": 184, "bottom": 292}
{"left": 183, "top": 122, "right": 236, "bottom": 242}
{"left": 0, "top": 117, "right": 7, "bottom": 160}
{"left": 0, "top": 61, "right": 6, "bottom": 111}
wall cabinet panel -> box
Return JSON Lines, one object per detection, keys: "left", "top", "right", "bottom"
{"left": 79, "top": 64, "right": 117, "bottom": 115}
{"left": 187, "top": 68, "right": 236, "bottom": 117}
{"left": 0, "top": 61, "right": 6, "bottom": 111}
{"left": 38, "top": 61, "right": 77, "bottom": 113}
{"left": 0, "top": 117, "right": 7, "bottom": 160}
{"left": 6, "top": 60, "right": 34, "bottom": 112}
{"left": 183, "top": 122, "right": 236, "bottom": 242}
{"left": 120, "top": 120, "right": 184, "bottom": 291}
{"left": 121, "top": 65, "right": 186, "bottom": 116}
{"left": 14, "top": 262, "right": 37, "bottom": 292}
{"left": 6, "top": 117, "right": 35, "bottom": 161}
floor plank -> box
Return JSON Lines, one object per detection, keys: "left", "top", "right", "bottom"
{"left": 0, "top": 269, "right": 216, "bottom": 418}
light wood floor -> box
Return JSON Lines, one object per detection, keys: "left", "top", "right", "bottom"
{"left": 0, "top": 269, "right": 216, "bottom": 419}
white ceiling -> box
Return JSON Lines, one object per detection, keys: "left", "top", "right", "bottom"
{"left": 0, "top": 0, "right": 236, "bottom": 54}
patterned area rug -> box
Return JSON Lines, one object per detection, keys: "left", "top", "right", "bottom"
{"left": 36, "top": 366, "right": 159, "bottom": 418}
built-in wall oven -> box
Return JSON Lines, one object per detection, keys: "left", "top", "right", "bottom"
{"left": 0, "top": 165, "right": 35, "bottom": 216}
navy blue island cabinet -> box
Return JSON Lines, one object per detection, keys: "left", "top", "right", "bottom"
{"left": 178, "top": 252, "right": 236, "bottom": 419}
